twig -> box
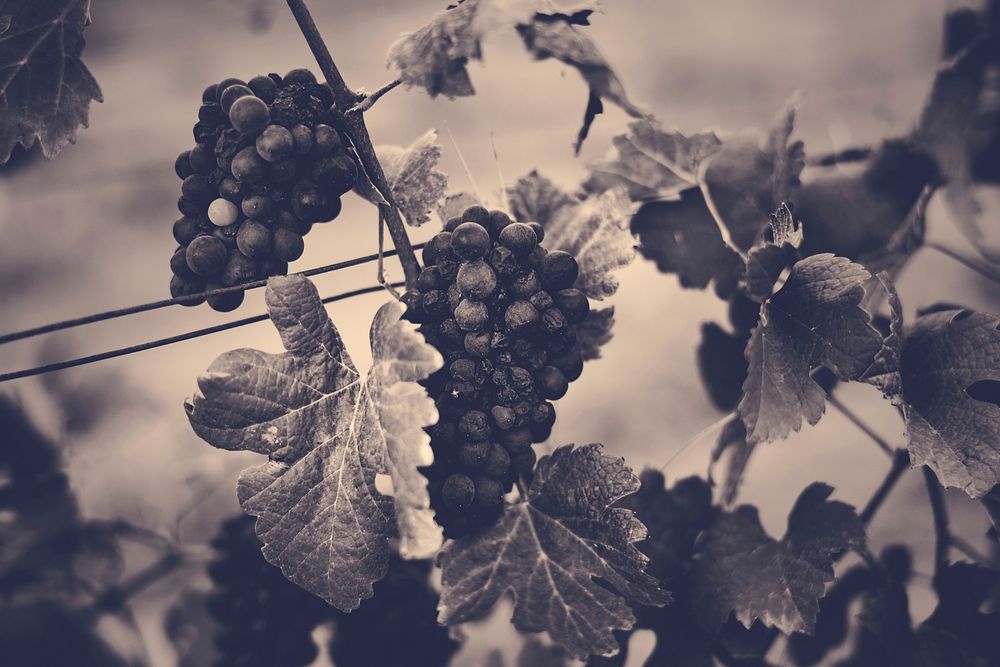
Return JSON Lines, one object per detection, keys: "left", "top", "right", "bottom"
{"left": 827, "top": 393, "right": 894, "bottom": 458}
{"left": 860, "top": 449, "right": 910, "bottom": 525}
{"left": 0, "top": 283, "right": 404, "bottom": 383}
{"left": 92, "top": 551, "right": 185, "bottom": 613}
{"left": 349, "top": 78, "right": 403, "bottom": 113}
{"left": 0, "top": 246, "right": 420, "bottom": 346}
{"left": 284, "top": 0, "right": 421, "bottom": 290}
{"left": 807, "top": 145, "right": 874, "bottom": 167}
{"left": 926, "top": 240, "right": 1000, "bottom": 287}
{"left": 922, "top": 466, "right": 951, "bottom": 574}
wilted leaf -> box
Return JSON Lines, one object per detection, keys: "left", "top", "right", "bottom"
{"left": 517, "top": 12, "right": 645, "bottom": 153}
{"left": 743, "top": 203, "right": 803, "bottom": 302}
{"left": 870, "top": 306, "right": 1000, "bottom": 498}
{"left": 508, "top": 170, "right": 577, "bottom": 227}
{"left": 186, "top": 276, "right": 444, "bottom": 609}
{"left": 542, "top": 186, "right": 635, "bottom": 300}
{"left": 584, "top": 119, "right": 722, "bottom": 200}
{"left": 577, "top": 306, "right": 615, "bottom": 361}
{"left": 438, "top": 443, "right": 670, "bottom": 659}
{"left": 378, "top": 129, "right": 449, "bottom": 227}
{"left": 738, "top": 254, "right": 882, "bottom": 444}
{"left": 0, "top": 0, "right": 103, "bottom": 164}
{"left": 698, "top": 102, "right": 804, "bottom": 252}
{"left": 691, "top": 483, "right": 864, "bottom": 635}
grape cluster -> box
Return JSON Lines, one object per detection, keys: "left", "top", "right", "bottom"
{"left": 404, "top": 206, "right": 590, "bottom": 537}
{"left": 169, "top": 69, "right": 358, "bottom": 311}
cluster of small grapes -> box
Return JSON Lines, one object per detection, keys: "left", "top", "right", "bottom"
{"left": 205, "top": 516, "right": 336, "bottom": 667}
{"left": 404, "top": 206, "right": 590, "bottom": 537}
{"left": 169, "top": 69, "right": 358, "bottom": 311}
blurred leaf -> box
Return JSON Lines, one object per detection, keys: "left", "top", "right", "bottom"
{"left": 865, "top": 305, "right": 1000, "bottom": 498}
{"left": 708, "top": 417, "right": 755, "bottom": 507}
{"left": 517, "top": 11, "right": 644, "bottom": 153}
{"left": 691, "top": 483, "right": 864, "bottom": 635}
{"left": 0, "top": 0, "right": 103, "bottom": 164}
{"left": 438, "top": 443, "right": 670, "bottom": 659}
{"left": 186, "top": 276, "right": 444, "bottom": 610}
{"left": 518, "top": 638, "right": 570, "bottom": 667}
{"left": 697, "top": 323, "right": 751, "bottom": 412}
{"left": 738, "top": 254, "right": 882, "bottom": 444}
{"left": 438, "top": 191, "right": 482, "bottom": 224}
{"left": 378, "top": 129, "right": 449, "bottom": 227}
{"left": 508, "top": 170, "right": 577, "bottom": 227}
{"left": 916, "top": 562, "right": 1000, "bottom": 666}
{"left": 584, "top": 120, "right": 721, "bottom": 200}
{"left": 698, "top": 101, "right": 804, "bottom": 252}
{"left": 856, "top": 186, "right": 933, "bottom": 285}
{"left": 577, "top": 306, "right": 615, "bottom": 361}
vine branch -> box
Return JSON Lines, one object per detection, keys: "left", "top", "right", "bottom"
{"left": 284, "top": 0, "right": 421, "bottom": 290}
{"left": 922, "top": 466, "right": 952, "bottom": 575}
{"left": 926, "top": 240, "right": 1000, "bottom": 287}
{"left": 350, "top": 78, "right": 403, "bottom": 113}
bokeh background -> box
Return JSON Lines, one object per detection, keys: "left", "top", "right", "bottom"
{"left": 1, "top": 0, "right": 998, "bottom": 664}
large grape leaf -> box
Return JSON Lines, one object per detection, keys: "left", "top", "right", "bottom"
{"left": 864, "top": 300, "right": 1000, "bottom": 498}
{"left": 583, "top": 119, "right": 722, "bottom": 200}
{"left": 378, "top": 129, "right": 448, "bottom": 227}
{"left": 185, "top": 275, "right": 444, "bottom": 610}
{"left": 437, "top": 443, "right": 670, "bottom": 659}
{"left": 738, "top": 254, "right": 883, "bottom": 444}
{"left": 387, "top": 1, "right": 638, "bottom": 151}
{"left": 691, "top": 483, "right": 865, "bottom": 635}
{"left": 0, "top": 0, "right": 103, "bottom": 164}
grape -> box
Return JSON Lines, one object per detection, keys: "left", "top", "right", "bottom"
{"left": 206, "top": 285, "right": 245, "bottom": 312}
{"left": 482, "top": 444, "right": 510, "bottom": 477}
{"left": 177, "top": 196, "right": 202, "bottom": 217}
{"left": 488, "top": 210, "right": 513, "bottom": 239}
{"left": 248, "top": 75, "right": 278, "bottom": 103}
{"left": 273, "top": 228, "right": 305, "bottom": 262}
{"left": 536, "top": 366, "right": 568, "bottom": 399}
{"left": 442, "top": 474, "right": 475, "bottom": 509}
{"left": 189, "top": 143, "right": 213, "bottom": 173}
{"left": 220, "top": 84, "right": 254, "bottom": 113}
{"left": 215, "top": 78, "right": 245, "bottom": 100}
{"left": 456, "top": 259, "right": 497, "bottom": 300}
{"left": 509, "top": 270, "right": 540, "bottom": 299}
{"left": 458, "top": 441, "right": 490, "bottom": 469}
{"left": 455, "top": 300, "right": 489, "bottom": 331}
{"left": 241, "top": 194, "right": 273, "bottom": 221}
{"left": 175, "top": 151, "right": 194, "bottom": 179}
{"left": 312, "top": 124, "right": 342, "bottom": 154}
{"left": 452, "top": 222, "right": 491, "bottom": 260}
{"left": 473, "top": 476, "right": 503, "bottom": 507}
{"left": 231, "top": 146, "right": 267, "bottom": 183}
{"left": 541, "top": 251, "right": 579, "bottom": 290}
{"left": 268, "top": 158, "right": 298, "bottom": 183}
{"left": 311, "top": 154, "right": 356, "bottom": 195}
{"left": 208, "top": 198, "right": 240, "bottom": 227}
{"left": 229, "top": 95, "right": 270, "bottom": 135}
{"left": 256, "top": 124, "right": 295, "bottom": 162}
{"left": 170, "top": 275, "right": 206, "bottom": 305}
{"left": 555, "top": 288, "right": 589, "bottom": 323}
{"left": 218, "top": 176, "right": 242, "bottom": 201}
{"left": 290, "top": 124, "right": 314, "bottom": 155}
{"left": 284, "top": 68, "right": 317, "bottom": 85}
{"left": 291, "top": 179, "right": 324, "bottom": 222}
{"left": 173, "top": 216, "right": 202, "bottom": 245}
{"left": 185, "top": 236, "right": 228, "bottom": 277}
{"left": 504, "top": 301, "right": 539, "bottom": 332}
{"left": 222, "top": 251, "right": 259, "bottom": 286}
{"left": 236, "top": 221, "right": 273, "bottom": 259}
{"left": 201, "top": 83, "right": 219, "bottom": 104}
{"left": 181, "top": 174, "right": 213, "bottom": 203}
{"left": 499, "top": 222, "right": 538, "bottom": 254}
{"left": 528, "top": 222, "right": 545, "bottom": 243}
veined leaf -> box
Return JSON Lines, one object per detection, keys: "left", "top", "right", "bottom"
{"left": 378, "top": 129, "right": 448, "bottom": 227}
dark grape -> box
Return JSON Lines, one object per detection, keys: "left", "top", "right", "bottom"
{"left": 175, "top": 150, "right": 194, "bottom": 179}
{"left": 231, "top": 146, "right": 267, "bottom": 183}
{"left": 181, "top": 174, "right": 213, "bottom": 203}
{"left": 272, "top": 228, "right": 305, "bottom": 262}
{"left": 185, "top": 236, "right": 228, "bottom": 277}
{"left": 456, "top": 259, "right": 497, "bottom": 299}
{"left": 284, "top": 68, "right": 317, "bottom": 85}
{"left": 222, "top": 251, "right": 259, "bottom": 286}
{"left": 442, "top": 474, "right": 475, "bottom": 509}
{"left": 229, "top": 95, "right": 270, "bottom": 135}
{"left": 499, "top": 222, "right": 538, "bottom": 254}
{"left": 236, "top": 221, "right": 273, "bottom": 259}
{"left": 248, "top": 74, "right": 278, "bottom": 103}
{"left": 256, "top": 124, "right": 294, "bottom": 162}
{"left": 170, "top": 246, "right": 196, "bottom": 279}
{"left": 473, "top": 476, "right": 503, "bottom": 507}
{"left": 241, "top": 194, "right": 273, "bottom": 221}
{"left": 170, "top": 275, "right": 206, "bottom": 306}
{"left": 173, "top": 216, "right": 202, "bottom": 245}
{"left": 528, "top": 221, "right": 545, "bottom": 243}
{"left": 215, "top": 78, "right": 245, "bottom": 100}
{"left": 201, "top": 83, "right": 219, "bottom": 104}
{"left": 312, "top": 124, "right": 342, "bottom": 154}
{"left": 218, "top": 176, "right": 242, "bottom": 201}
{"left": 311, "top": 154, "right": 356, "bottom": 195}
{"left": 541, "top": 250, "right": 579, "bottom": 290}
{"left": 452, "top": 222, "right": 491, "bottom": 260}
{"left": 482, "top": 444, "right": 510, "bottom": 476}
{"left": 177, "top": 195, "right": 202, "bottom": 217}
{"left": 291, "top": 179, "right": 325, "bottom": 222}
{"left": 206, "top": 285, "right": 245, "bottom": 312}
{"left": 220, "top": 84, "right": 254, "bottom": 113}
{"left": 290, "top": 124, "right": 314, "bottom": 155}
{"left": 556, "top": 288, "right": 589, "bottom": 323}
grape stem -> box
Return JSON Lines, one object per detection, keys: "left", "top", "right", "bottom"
{"left": 284, "top": 0, "right": 421, "bottom": 290}
{"left": 350, "top": 78, "right": 403, "bottom": 114}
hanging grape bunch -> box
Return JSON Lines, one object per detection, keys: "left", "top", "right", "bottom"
{"left": 169, "top": 69, "right": 359, "bottom": 311}
{"left": 405, "top": 206, "right": 591, "bottom": 537}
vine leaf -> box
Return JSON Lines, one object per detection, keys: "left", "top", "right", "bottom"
{"left": 738, "top": 254, "right": 882, "bottom": 444}
{"left": 692, "top": 483, "right": 865, "bottom": 635}
{"left": 864, "top": 300, "right": 1000, "bottom": 498}
{"left": 377, "top": 129, "right": 448, "bottom": 227}
{"left": 915, "top": 40, "right": 997, "bottom": 262}
{"left": 583, "top": 119, "right": 722, "bottom": 201}
{"left": 697, "top": 323, "right": 751, "bottom": 412}
{"left": 743, "top": 203, "right": 803, "bottom": 302}
{"left": 0, "top": 0, "right": 103, "bottom": 164}
{"left": 709, "top": 417, "right": 755, "bottom": 506}
{"left": 507, "top": 170, "right": 576, "bottom": 229}
{"left": 438, "top": 191, "right": 482, "bottom": 224}
{"left": 517, "top": 11, "right": 644, "bottom": 153}
{"left": 185, "top": 275, "right": 444, "bottom": 610}
{"left": 698, "top": 101, "right": 805, "bottom": 252}
{"left": 437, "top": 443, "right": 670, "bottom": 659}
{"left": 577, "top": 306, "right": 615, "bottom": 362}
{"left": 387, "top": 1, "right": 636, "bottom": 151}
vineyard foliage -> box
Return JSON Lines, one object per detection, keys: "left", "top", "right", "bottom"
{"left": 1, "top": 0, "right": 1000, "bottom": 665}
